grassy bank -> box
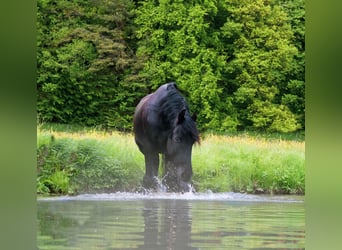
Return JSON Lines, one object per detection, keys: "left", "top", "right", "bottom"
{"left": 37, "top": 124, "right": 305, "bottom": 195}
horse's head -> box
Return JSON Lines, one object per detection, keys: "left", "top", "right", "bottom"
{"left": 165, "top": 109, "right": 199, "bottom": 192}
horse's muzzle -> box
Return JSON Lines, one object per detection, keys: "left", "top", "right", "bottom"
{"left": 176, "top": 166, "right": 193, "bottom": 192}
{"left": 178, "top": 180, "right": 192, "bottom": 192}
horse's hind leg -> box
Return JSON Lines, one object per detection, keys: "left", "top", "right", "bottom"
{"left": 143, "top": 152, "right": 159, "bottom": 190}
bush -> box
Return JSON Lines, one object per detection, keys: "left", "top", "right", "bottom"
{"left": 37, "top": 129, "right": 144, "bottom": 195}
{"left": 37, "top": 0, "right": 305, "bottom": 133}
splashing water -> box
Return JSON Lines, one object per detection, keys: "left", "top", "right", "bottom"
{"left": 153, "top": 176, "right": 167, "bottom": 193}
{"left": 186, "top": 183, "right": 196, "bottom": 193}
{"left": 159, "top": 172, "right": 196, "bottom": 193}
{"left": 38, "top": 191, "right": 304, "bottom": 203}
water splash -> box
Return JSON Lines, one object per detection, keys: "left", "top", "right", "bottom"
{"left": 38, "top": 191, "right": 304, "bottom": 203}
{"left": 185, "top": 183, "right": 196, "bottom": 193}
{"left": 153, "top": 176, "right": 167, "bottom": 193}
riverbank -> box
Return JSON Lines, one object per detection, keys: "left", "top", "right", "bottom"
{"left": 37, "top": 124, "right": 305, "bottom": 195}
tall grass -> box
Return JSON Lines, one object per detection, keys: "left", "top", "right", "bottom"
{"left": 192, "top": 134, "right": 304, "bottom": 194}
{"left": 37, "top": 124, "right": 304, "bottom": 195}
{"left": 37, "top": 124, "right": 144, "bottom": 194}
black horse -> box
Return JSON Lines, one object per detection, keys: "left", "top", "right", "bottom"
{"left": 133, "top": 83, "right": 199, "bottom": 192}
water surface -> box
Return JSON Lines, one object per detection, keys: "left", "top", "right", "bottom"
{"left": 37, "top": 192, "right": 305, "bottom": 249}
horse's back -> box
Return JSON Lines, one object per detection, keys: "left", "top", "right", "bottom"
{"left": 133, "top": 91, "right": 163, "bottom": 152}
{"left": 133, "top": 83, "right": 177, "bottom": 126}
{"left": 133, "top": 83, "right": 178, "bottom": 153}
{"left": 133, "top": 93, "right": 151, "bottom": 135}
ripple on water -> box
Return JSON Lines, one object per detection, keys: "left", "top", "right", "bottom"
{"left": 38, "top": 191, "right": 304, "bottom": 203}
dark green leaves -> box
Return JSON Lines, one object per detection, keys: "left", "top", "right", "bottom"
{"left": 37, "top": 0, "right": 305, "bottom": 133}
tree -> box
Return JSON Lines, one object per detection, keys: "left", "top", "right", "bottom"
{"left": 135, "top": 0, "right": 232, "bottom": 130}
{"left": 37, "top": 0, "right": 140, "bottom": 129}
{"left": 276, "top": 0, "right": 305, "bottom": 129}
{"left": 37, "top": 0, "right": 305, "bottom": 133}
{"left": 221, "top": 0, "right": 301, "bottom": 132}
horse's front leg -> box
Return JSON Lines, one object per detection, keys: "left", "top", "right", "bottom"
{"left": 143, "top": 152, "right": 159, "bottom": 190}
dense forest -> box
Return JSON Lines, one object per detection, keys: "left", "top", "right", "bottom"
{"left": 37, "top": 0, "right": 305, "bottom": 133}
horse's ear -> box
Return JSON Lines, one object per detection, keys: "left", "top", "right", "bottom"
{"left": 192, "top": 113, "right": 197, "bottom": 122}
{"left": 167, "top": 82, "right": 177, "bottom": 90}
{"left": 177, "top": 109, "right": 186, "bottom": 124}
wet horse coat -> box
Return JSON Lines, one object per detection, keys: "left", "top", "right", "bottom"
{"left": 133, "top": 83, "right": 199, "bottom": 192}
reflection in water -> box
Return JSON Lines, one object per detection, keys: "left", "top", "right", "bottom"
{"left": 138, "top": 200, "right": 197, "bottom": 250}
{"left": 37, "top": 195, "right": 305, "bottom": 249}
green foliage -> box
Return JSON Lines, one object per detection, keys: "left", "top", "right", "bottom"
{"left": 221, "top": 0, "right": 302, "bottom": 132}
{"left": 37, "top": 0, "right": 145, "bottom": 129}
{"left": 37, "top": 0, "right": 305, "bottom": 133}
{"left": 37, "top": 129, "right": 144, "bottom": 195}
{"left": 37, "top": 124, "right": 304, "bottom": 195}
{"left": 67, "top": 139, "right": 129, "bottom": 193}
{"left": 192, "top": 133, "right": 305, "bottom": 194}
{"left": 135, "top": 0, "right": 229, "bottom": 130}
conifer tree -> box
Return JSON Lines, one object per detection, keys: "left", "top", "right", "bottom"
{"left": 221, "top": 0, "right": 301, "bottom": 132}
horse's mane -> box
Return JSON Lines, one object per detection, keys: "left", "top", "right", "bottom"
{"left": 159, "top": 83, "right": 200, "bottom": 143}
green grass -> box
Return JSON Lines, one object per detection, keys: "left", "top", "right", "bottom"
{"left": 37, "top": 124, "right": 145, "bottom": 194}
{"left": 192, "top": 134, "right": 304, "bottom": 194}
{"left": 37, "top": 123, "right": 305, "bottom": 195}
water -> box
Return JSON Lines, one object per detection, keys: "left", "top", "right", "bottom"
{"left": 37, "top": 192, "right": 305, "bottom": 249}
